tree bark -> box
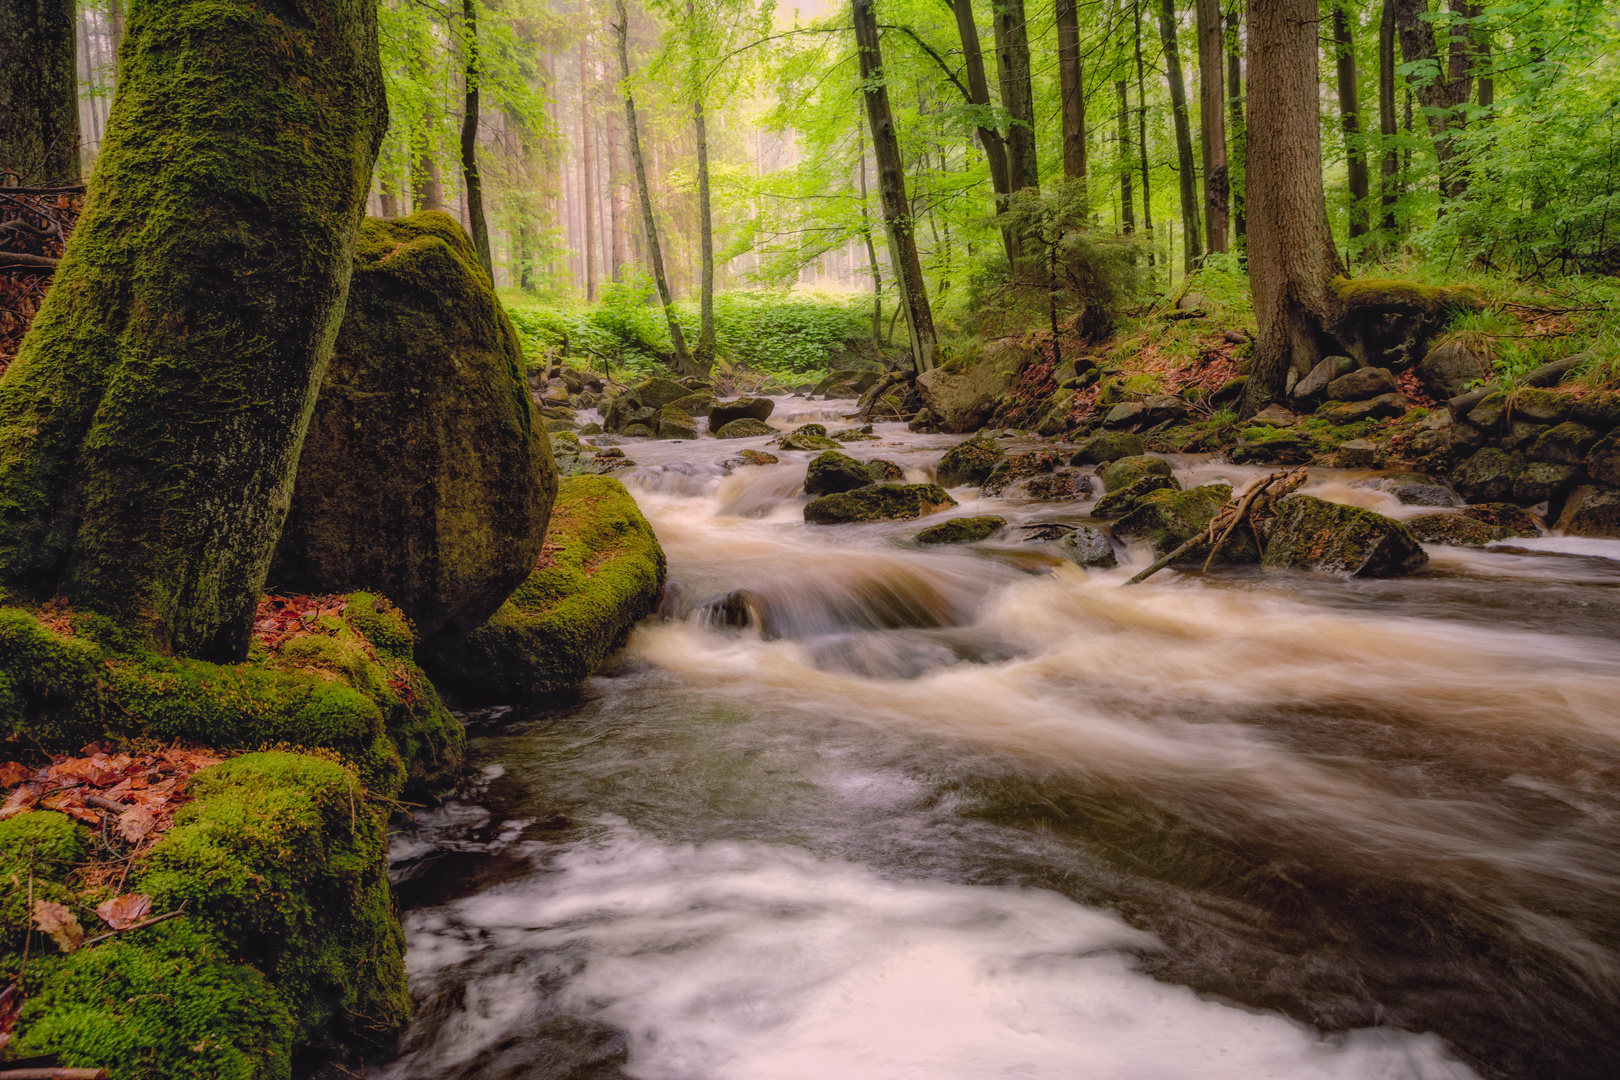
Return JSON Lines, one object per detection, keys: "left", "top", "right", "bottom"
{"left": 1241, "top": 0, "right": 1345, "bottom": 416}
{"left": 614, "top": 0, "right": 695, "bottom": 373}
{"left": 857, "top": 115, "right": 883, "bottom": 342}
{"left": 950, "top": 0, "right": 1016, "bottom": 263}
{"left": 992, "top": 0, "right": 1039, "bottom": 192}
{"left": 579, "top": 16, "right": 597, "bottom": 301}
{"left": 414, "top": 112, "right": 444, "bottom": 212}
{"left": 1157, "top": 0, "right": 1202, "bottom": 272}
{"left": 0, "top": 0, "right": 388, "bottom": 659}
{"left": 1116, "top": 79, "right": 1135, "bottom": 233}
{"left": 1378, "top": 0, "right": 1399, "bottom": 233}
{"left": 1133, "top": 0, "right": 1155, "bottom": 269}
{"left": 688, "top": 2, "right": 715, "bottom": 367}
{"left": 1056, "top": 0, "right": 1086, "bottom": 186}
{"left": 461, "top": 0, "right": 493, "bottom": 279}
{"left": 0, "top": 0, "right": 81, "bottom": 184}
{"left": 1225, "top": 0, "right": 1245, "bottom": 240}
{"left": 1332, "top": 0, "right": 1369, "bottom": 241}
{"left": 1197, "top": 0, "right": 1228, "bottom": 253}
{"left": 852, "top": 0, "right": 937, "bottom": 372}
{"left": 606, "top": 105, "right": 626, "bottom": 279}
{"left": 1390, "top": 0, "right": 1474, "bottom": 204}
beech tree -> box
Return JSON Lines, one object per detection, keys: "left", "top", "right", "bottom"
{"left": 0, "top": 0, "right": 80, "bottom": 184}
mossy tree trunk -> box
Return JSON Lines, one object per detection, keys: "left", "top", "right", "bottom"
{"left": 1157, "top": 0, "right": 1202, "bottom": 273}
{"left": 460, "top": 0, "right": 494, "bottom": 280}
{"left": 0, "top": 0, "right": 388, "bottom": 660}
{"left": 0, "top": 0, "right": 81, "bottom": 184}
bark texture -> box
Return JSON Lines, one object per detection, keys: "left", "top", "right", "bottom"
{"left": 0, "top": 0, "right": 81, "bottom": 184}
{"left": 950, "top": 0, "right": 1015, "bottom": 262}
{"left": 1333, "top": 0, "right": 1369, "bottom": 239}
{"left": 1197, "top": 0, "right": 1228, "bottom": 252}
{"left": 992, "top": 0, "right": 1039, "bottom": 192}
{"left": 0, "top": 0, "right": 389, "bottom": 659}
{"left": 1157, "top": 0, "right": 1202, "bottom": 269}
{"left": 689, "top": 3, "right": 715, "bottom": 367}
{"left": 1056, "top": 0, "right": 1086, "bottom": 184}
{"left": 460, "top": 0, "right": 493, "bottom": 279}
{"left": 1390, "top": 0, "right": 1475, "bottom": 204}
{"left": 1378, "top": 0, "right": 1399, "bottom": 232}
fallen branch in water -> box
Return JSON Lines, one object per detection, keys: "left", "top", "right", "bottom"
{"left": 1127, "top": 468, "right": 1307, "bottom": 585}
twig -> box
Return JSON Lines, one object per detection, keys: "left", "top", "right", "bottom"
{"left": 1202, "top": 476, "right": 1275, "bottom": 572}
{"left": 0, "top": 1069, "right": 111, "bottom": 1079}
{"left": 19, "top": 848, "right": 34, "bottom": 985}
{"left": 78, "top": 908, "right": 185, "bottom": 949}
{"left": 82, "top": 794, "right": 126, "bottom": 815}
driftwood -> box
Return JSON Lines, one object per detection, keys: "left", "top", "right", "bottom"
{"left": 1126, "top": 468, "right": 1307, "bottom": 585}
{"left": 858, "top": 371, "right": 905, "bottom": 421}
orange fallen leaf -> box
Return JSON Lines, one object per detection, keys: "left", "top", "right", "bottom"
{"left": 95, "top": 892, "right": 152, "bottom": 930}
{"left": 0, "top": 762, "right": 31, "bottom": 787}
{"left": 33, "top": 900, "right": 83, "bottom": 953}
{"left": 116, "top": 806, "right": 156, "bottom": 842}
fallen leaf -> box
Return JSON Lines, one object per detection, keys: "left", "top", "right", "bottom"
{"left": 96, "top": 892, "right": 153, "bottom": 930}
{"left": 0, "top": 981, "right": 19, "bottom": 1050}
{"left": 33, "top": 900, "right": 83, "bottom": 953}
{"left": 0, "top": 761, "right": 31, "bottom": 787}
{"left": 38, "top": 789, "right": 101, "bottom": 824}
{"left": 116, "top": 806, "right": 156, "bottom": 842}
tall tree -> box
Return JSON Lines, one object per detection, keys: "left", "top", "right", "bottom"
{"left": 1133, "top": 0, "right": 1154, "bottom": 268}
{"left": 1116, "top": 79, "right": 1135, "bottom": 233}
{"left": 1332, "top": 0, "right": 1369, "bottom": 241}
{"left": 857, "top": 114, "right": 883, "bottom": 342}
{"left": 1242, "top": 0, "right": 1345, "bottom": 415}
{"left": 461, "top": 0, "right": 494, "bottom": 278}
{"left": 950, "top": 0, "right": 1016, "bottom": 262}
{"left": 1197, "top": 0, "right": 1229, "bottom": 252}
{"left": 687, "top": 1, "right": 716, "bottom": 368}
{"left": 852, "top": 0, "right": 937, "bottom": 371}
{"left": 613, "top": 0, "right": 696, "bottom": 372}
{"left": 1390, "top": 0, "right": 1476, "bottom": 205}
{"left": 1055, "top": 0, "right": 1087, "bottom": 186}
{"left": 1157, "top": 0, "right": 1202, "bottom": 271}
{"left": 579, "top": 15, "right": 598, "bottom": 300}
{"left": 993, "top": 0, "right": 1039, "bottom": 192}
{"left": 0, "top": 0, "right": 81, "bottom": 184}
{"left": 1378, "top": 0, "right": 1399, "bottom": 233}
{"left": 1225, "top": 0, "right": 1245, "bottom": 241}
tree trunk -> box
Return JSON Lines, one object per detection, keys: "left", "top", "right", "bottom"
{"left": 414, "top": 113, "right": 444, "bottom": 212}
{"left": 950, "top": 0, "right": 1016, "bottom": 263}
{"left": 607, "top": 105, "right": 626, "bottom": 279}
{"left": 461, "top": 0, "right": 493, "bottom": 279}
{"left": 1056, "top": 0, "right": 1086, "bottom": 186}
{"left": 1241, "top": 0, "right": 1345, "bottom": 416}
{"left": 0, "top": 0, "right": 81, "bottom": 184}
{"left": 1133, "top": 0, "right": 1155, "bottom": 269}
{"left": 857, "top": 114, "right": 884, "bottom": 342}
{"left": 992, "top": 0, "right": 1039, "bottom": 192}
{"left": 1197, "top": 0, "right": 1228, "bottom": 253}
{"left": 689, "top": 3, "right": 715, "bottom": 368}
{"left": 1157, "top": 0, "right": 1202, "bottom": 272}
{"left": 579, "top": 19, "right": 597, "bottom": 301}
{"left": 1333, "top": 0, "right": 1369, "bottom": 241}
{"left": 1116, "top": 79, "right": 1135, "bottom": 234}
{"left": 1378, "top": 0, "right": 1399, "bottom": 234}
{"left": 1226, "top": 0, "right": 1245, "bottom": 241}
{"left": 614, "top": 0, "right": 694, "bottom": 373}
{"left": 852, "top": 0, "right": 937, "bottom": 372}
{"left": 0, "top": 0, "right": 387, "bottom": 659}
{"left": 1390, "top": 0, "right": 1474, "bottom": 205}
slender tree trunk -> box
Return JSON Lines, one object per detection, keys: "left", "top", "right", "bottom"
{"left": 1242, "top": 0, "right": 1346, "bottom": 416}
{"left": 1333, "top": 0, "right": 1369, "bottom": 242}
{"left": 993, "top": 0, "right": 1039, "bottom": 192}
{"left": 461, "top": 0, "right": 493, "bottom": 279}
{"left": 951, "top": 0, "right": 1016, "bottom": 263}
{"left": 414, "top": 108, "right": 444, "bottom": 213}
{"left": 852, "top": 0, "right": 937, "bottom": 372}
{"left": 857, "top": 116, "right": 883, "bottom": 342}
{"left": 614, "top": 0, "right": 694, "bottom": 373}
{"left": 1378, "top": 0, "right": 1399, "bottom": 234}
{"left": 1390, "top": 0, "right": 1474, "bottom": 205}
{"left": 1225, "top": 0, "right": 1245, "bottom": 241}
{"left": 1056, "top": 0, "right": 1087, "bottom": 187}
{"left": 1133, "top": 0, "right": 1155, "bottom": 270}
{"left": 0, "top": 0, "right": 81, "bottom": 184}
{"left": 579, "top": 21, "right": 597, "bottom": 301}
{"left": 1116, "top": 79, "right": 1135, "bottom": 233}
{"left": 607, "top": 106, "right": 626, "bottom": 279}
{"left": 1197, "top": 0, "right": 1229, "bottom": 252}
{"left": 688, "top": 2, "right": 715, "bottom": 368}
{"left": 1157, "top": 0, "right": 1202, "bottom": 272}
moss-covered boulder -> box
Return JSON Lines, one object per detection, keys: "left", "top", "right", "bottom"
{"left": 602, "top": 377, "right": 691, "bottom": 432}
{"left": 935, "top": 436, "right": 1004, "bottom": 487}
{"left": 1587, "top": 431, "right": 1620, "bottom": 487}
{"left": 1328, "top": 277, "right": 1471, "bottom": 370}
{"left": 1462, "top": 503, "right": 1541, "bottom": 537}
{"left": 1451, "top": 447, "right": 1520, "bottom": 504}
{"left": 668, "top": 393, "right": 715, "bottom": 417}
{"left": 1093, "top": 473, "right": 1180, "bottom": 518}
{"left": 916, "top": 339, "right": 1036, "bottom": 432}
{"left": 915, "top": 515, "right": 1006, "bottom": 545}
{"left": 429, "top": 476, "right": 666, "bottom": 701}
{"left": 1556, "top": 483, "right": 1620, "bottom": 537}
{"left": 982, "top": 450, "right": 1065, "bottom": 496}
{"left": 270, "top": 214, "right": 556, "bottom": 648}
{"left": 779, "top": 426, "right": 844, "bottom": 451}
{"left": 1115, "top": 484, "right": 1258, "bottom": 562}
{"left": 656, "top": 405, "right": 699, "bottom": 440}
{"left": 715, "top": 418, "right": 776, "bottom": 439}
{"left": 866, "top": 459, "right": 906, "bottom": 482}
{"left": 1070, "top": 431, "right": 1145, "bottom": 465}
{"left": 804, "top": 484, "right": 957, "bottom": 525}
{"left": 1528, "top": 421, "right": 1601, "bottom": 465}
{"left": 1100, "top": 454, "right": 1175, "bottom": 493}
{"left": 1315, "top": 393, "right": 1408, "bottom": 424}
{"left": 709, "top": 397, "right": 774, "bottom": 428}
{"left": 805, "top": 451, "right": 873, "bottom": 495}
{"left": 1262, "top": 495, "right": 1428, "bottom": 576}
{"left": 1405, "top": 513, "right": 1514, "bottom": 547}
{"left": 0, "top": 0, "right": 389, "bottom": 661}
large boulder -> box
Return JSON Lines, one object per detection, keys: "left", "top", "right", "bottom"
{"left": 1572, "top": 392, "right": 1620, "bottom": 431}
{"left": 1099, "top": 454, "right": 1174, "bottom": 493}
{"left": 656, "top": 405, "right": 699, "bottom": 440}
{"left": 1115, "top": 484, "right": 1258, "bottom": 562}
{"left": 429, "top": 476, "right": 666, "bottom": 700}
{"left": 716, "top": 418, "right": 775, "bottom": 439}
{"left": 271, "top": 214, "right": 557, "bottom": 647}
{"left": 1556, "top": 484, "right": 1620, "bottom": 537}
{"left": 1261, "top": 495, "right": 1427, "bottom": 577}
{"left": 916, "top": 339, "right": 1036, "bottom": 433}
{"left": 710, "top": 397, "right": 774, "bottom": 429}
{"left": 1405, "top": 513, "right": 1515, "bottom": 547}
{"left": 602, "top": 377, "right": 691, "bottom": 432}
{"left": 1528, "top": 422, "right": 1602, "bottom": 465}
{"left": 1055, "top": 526, "right": 1118, "bottom": 568}
{"left": 1093, "top": 473, "right": 1180, "bottom": 517}
{"left": 982, "top": 450, "right": 1064, "bottom": 496}
{"left": 1419, "top": 341, "right": 1493, "bottom": 399}
{"left": 915, "top": 515, "right": 1006, "bottom": 545}
{"left": 814, "top": 369, "right": 882, "bottom": 398}
{"left": 1070, "top": 431, "right": 1145, "bottom": 465}
{"left": 935, "top": 436, "right": 1005, "bottom": 487}
{"left": 1316, "top": 393, "right": 1408, "bottom": 424}
{"left": 1325, "top": 366, "right": 1399, "bottom": 402}
{"left": 804, "top": 484, "right": 957, "bottom": 525}
{"left": 805, "top": 451, "right": 874, "bottom": 495}
{"left": 1450, "top": 447, "right": 1519, "bottom": 504}
{"left": 1328, "top": 278, "right": 1469, "bottom": 370}
{"left": 1587, "top": 431, "right": 1620, "bottom": 487}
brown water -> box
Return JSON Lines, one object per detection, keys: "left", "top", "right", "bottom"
{"left": 381, "top": 401, "right": 1620, "bottom": 1080}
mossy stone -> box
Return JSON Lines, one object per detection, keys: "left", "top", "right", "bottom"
{"left": 1114, "top": 484, "right": 1257, "bottom": 562}
{"left": 1462, "top": 502, "right": 1540, "bottom": 537}
{"left": 780, "top": 432, "right": 844, "bottom": 451}
{"left": 0, "top": 0, "right": 389, "bottom": 661}
{"left": 709, "top": 397, "right": 774, "bottom": 428}
{"left": 668, "top": 393, "right": 715, "bottom": 417}
{"left": 1262, "top": 495, "right": 1428, "bottom": 576}
{"left": 1093, "top": 473, "right": 1180, "bottom": 518}
{"left": 656, "top": 405, "right": 699, "bottom": 440}
{"left": 935, "top": 436, "right": 1004, "bottom": 487}
{"left": 1528, "top": 421, "right": 1601, "bottom": 465}
{"left": 715, "top": 418, "right": 775, "bottom": 439}
{"left": 1405, "top": 513, "right": 1513, "bottom": 547}
{"left": 270, "top": 214, "right": 556, "bottom": 648}
{"left": 804, "top": 484, "right": 958, "bottom": 525}
{"left": 1070, "top": 431, "right": 1144, "bottom": 465}
{"left": 915, "top": 515, "right": 1006, "bottom": 545}
{"left": 1099, "top": 454, "right": 1174, "bottom": 493}
{"left": 805, "top": 451, "right": 873, "bottom": 496}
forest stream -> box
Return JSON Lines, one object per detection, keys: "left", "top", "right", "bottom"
{"left": 379, "top": 404, "right": 1620, "bottom": 1080}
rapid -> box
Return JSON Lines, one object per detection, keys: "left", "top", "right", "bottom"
{"left": 380, "top": 400, "right": 1620, "bottom": 1080}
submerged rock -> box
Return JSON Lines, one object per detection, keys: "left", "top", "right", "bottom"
{"left": 1115, "top": 484, "right": 1258, "bottom": 562}
{"left": 710, "top": 397, "right": 774, "bottom": 429}
{"left": 935, "top": 436, "right": 1005, "bottom": 487}
{"left": 1093, "top": 473, "right": 1180, "bottom": 518}
{"left": 866, "top": 459, "right": 906, "bottom": 482}
{"left": 982, "top": 451, "right": 1064, "bottom": 496}
{"left": 805, "top": 450, "right": 874, "bottom": 495}
{"left": 915, "top": 515, "right": 1007, "bottom": 545}
{"left": 725, "top": 449, "right": 779, "bottom": 467}
{"left": 1261, "top": 495, "right": 1427, "bottom": 577}
{"left": 804, "top": 484, "right": 958, "bottom": 525}
{"left": 1462, "top": 502, "right": 1541, "bottom": 537}
{"left": 715, "top": 418, "right": 776, "bottom": 439}
{"left": 1055, "top": 526, "right": 1118, "bottom": 568}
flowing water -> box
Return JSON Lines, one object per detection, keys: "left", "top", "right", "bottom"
{"left": 381, "top": 401, "right": 1620, "bottom": 1080}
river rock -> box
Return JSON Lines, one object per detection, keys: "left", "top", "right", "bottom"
{"left": 1587, "top": 431, "right": 1620, "bottom": 486}
{"left": 1390, "top": 482, "right": 1462, "bottom": 507}
{"left": 1033, "top": 389, "right": 1079, "bottom": 435}
{"left": 915, "top": 515, "right": 1007, "bottom": 545}
{"left": 1291, "top": 356, "right": 1356, "bottom": 405}
{"left": 1419, "top": 341, "right": 1493, "bottom": 399}
{"left": 916, "top": 339, "right": 1036, "bottom": 432}
{"left": 1055, "top": 526, "right": 1117, "bottom": 568}
{"left": 1100, "top": 454, "right": 1174, "bottom": 493}
{"left": 1316, "top": 393, "right": 1408, "bottom": 424}
{"left": 1451, "top": 447, "right": 1519, "bottom": 503}
{"left": 1555, "top": 483, "right": 1620, "bottom": 537}
{"left": 1102, "top": 402, "right": 1149, "bottom": 430}
{"left": 1093, "top": 473, "right": 1180, "bottom": 518}
{"left": 815, "top": 369, "right": 882, "bottom": 399}
{"left": 1261, "top": 495, "right": 1428, "bottom": 577}
{"left": 1019, "top": 472, "right": 1092, "bottom": 500}
{"left": 602, "top": 376, "right": 691, "bottom": 432}
{"left": 804, "top": 484, "right": 958, "bottom": 525}
{"left": 668, "top": 393, "right": 715, "bottom": 417}
{"left": 1071, "top": 431, "right": 1145, "bottom": 465}
{"left": 1232, "top": 430, "right": 1313, "bottom": 465}
{"left": 1326, "top": 367, "right": 1399, "bottom": 402}
{"left": 1513, "top": 461, "right": 1579, "bottom": 504}
{"left": 272, "top": 214, "right": 557, "bottom": 648}
{"left": 715, "top": 418, "right": 775, "bottom": 439}
{"left": 1511, "top": 387, "right": 1574, "bottom": 425}
{"left": 831, "top": 426, "right": 879, "bottom": 441}
{"left": 1462, "top": 503, "right": 1541, "bottom": 537}
{"left": 622, "top": 423, "right": 657, "bottom": 438}
{"left": 710, "top": 397, "right": 774, "bottom": 428}
{"left": 867, "top": 459, "right": 906, "bottom": 482}
{"left": 779, "top": 427, "right": 844, "bottom": 451}
{"left": 805, "top": 450, "right": 874, "bottom": 495}
{"left": 1572, "top": 391, "right": 1620, "bottom": 431}
{"left": 1405, "top": 513, "right": 1514, "bottom": 547}
{"left": 936, "top": 436, "right": 1005, "bottom": 487}
{"left": 982, "top": 450, "right": 1064, "bottom": 496}
{"left": 1115, "top": 484, "right": 1259, "bottom": 562}
{"left": 1249, "top": 404, "right": 1299, "bottom": 427}
{"left": 1528, "top": 421, "right": 1601, "bottom": 465}
{"left": 724, "top": 449, "right": 779, "bottom": 467}
{"left": 1334, "top": 439, "right": 1383, "bottom": 469}
{"left": 657, "top": 405, "right": 699, "bottom": 440}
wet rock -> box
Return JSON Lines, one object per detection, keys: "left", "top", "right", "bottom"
{"left": 804, "top": 484, "right": 958, "bottom": 525}
{"left": 1093, "top": 473, "right": 1181, "bottom": 518}
{"left": 656, "top": 405, "right": 699, "bottom": 440}
{"left": 1099, "top": 454, "right": 1174, "bottom": 493}
{"left": 1419, "top": 341, "right": 1492, "bottom": 400}
{"left": 1499, "top": 419, "right": 1546, "bottom": 452}
{"left": 1390, "top": 482, "right": 1462, "bottom": 507}
{"left": 602, "top": 376, "right": 690, "bottom": 432}
{"left": 1115, "top": 484, "right": 1259, "bottom": 562}
{"left": 1448, "top": 420, "right": 1487, "bottom": 452}
{"left": 668, "top": 392, "right": 715, "bottom": 417}
{"left": 1070, "top": 431, "right": 1144, "bottom": 465}
{"left": 804, "top": 450, "right": 874, "bottom": 495}
{"left": 1334, "top": 439, "right": 1383, "bottom": 469}
{"left": 935, "top": 436, "right": 1005, "bottom": 487}
{"left": 544, "top": 418, "right": 579, "bottom": 433}
{"left": 1055, "top": 526, "right": 1118, "bottom": 568}
{"left": 1326, "top": 366, "right": 1399, "bottom": 402}
{"left": 579, "top": 421, "right": 603, "bottom": 435}
{"left": 983, "top": 450, "right": 1064, "bottom": 496}
{"left": 779, "top": 430, "right": 844, "bottom": 451}
{"left": 1462, "top": 502, "right": 1541, "bottom": 537}
{"left": 916, "top": 339, "right": 1036, "bottom": 432}
{"left": 1261, "top": 495, "right": 1428, "bottom": 577}
{"left": 866, "top": 459, "right": 906, "bottom": 482}
{"left": 621, "top": 423, "right": 657, "bottom": 438}
{"left": 1555, "top": 483, "right": 1620, "bottom": 537}
{"left": 724, "top": 449, "right": 779, "bottom": 467}
{"left": 1102, "top": 401, "right": 1148, "bottom": 430}
{"left": 1020, "top": 472, "right": 1092, "bottom": 500}
{"left": 1211, "top": 375, "right": 1248, "bottom": 408}
{"left": 915, "top": 515, "right": 1006, "bottom": 545}
{"left": 1033, "top": 389, "right": 1079, "bottom": 436}
{"left": 709, "top": 397, "right": 775, "bottom": 428}
{"left": 1451, "top": 447, "right": 1519, "bottom": 503}
{"left": 1316, "top": 393, "right": 1408, "bottom": 424}
{"left": 1528, "top": 421, "right": 1601, "bottom": 465}
{"left": 1405, "top": 513, "right": 1514, "bottom": 547}
{"left": 1231, "top": 431, "right": 1313, "bottom": 465}
{"left": 792, "top": 423, "right": 828, "bottom": 437}
{"left": 1511, "top": 387, "right": 1574, "bottom": 425}
{"left": 715, "top": 418, "right": 776, "bottom": 439}
{"left": 1250, "top": 404, "right": 1299, "bottom": 426}
{"left": 815, "top": 368, "right": 882, "bottom": 399}
{"left": 1572, "top": 391, "right": 1620, "bottom": 432}
{"left": 831, "top": 426, "right": 879, "bottom": 441}
{"left": 1513, "top": 461, "right": 1579, "bottom": 505}
{"left": 1586, "top": 430, "right": 1620, "bottom": 486}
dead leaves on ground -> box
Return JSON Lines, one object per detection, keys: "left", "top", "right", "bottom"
{"left": 30, "top": 901, "right": 83, "bottom": 953}
{"left": 253, "top": 592, "right": 347, "bottom": 651}
{"left": 0, "top": 981, "right": 18, "bottom": 1052}
{"left": 94, "top": 892, "right": 152, "bottom": 931}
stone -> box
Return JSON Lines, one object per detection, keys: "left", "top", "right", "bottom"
{"left": 1390, "top": 482, "right": 1462, "bottom": 507}
{"left": 1177, "top": 292, "right": 1209, "bottom": 311}
{"left": 804, "top": 450, "right": 874, "bottom": 496}
{"left": 543, "top": 418, "right": 578, "bottom": 433}
{"left": 1512, "top": 387, "right": 1573, "bottom": 425}
{"left": 1020, "top": 472, "right": 1092, "bottom": 500}
{"left": 935, "top": 436, "right": 1005, "bottom": 487}
{"left": 1419, "top": 341, "right": 1493, "bottom": 399}
{"left": 1142, "top": 395, "right": 1189, "bottom": 422}
{"left": 601, "top": 376, "right": 690, "bottom": 432}
{"left": 867, "top": 459, "right": 906, "bottom": 482}
{"left": 656, "top": 406, "right": 699, "bottom": 440}
{"left": 1103, "top": 402, "right": 1149, "bottom": 429}
{"left": 1292, "top": 356, "right": 1355, "bottom": 405}
{"left": 622, "top": 423, "right": 657, "bottom": 438}
{"left": 1586, "top": 431, "right": 1620, "bottom": 486}
{"left": 1250, "top": 404, "right": 1299, "bottom": 426}
{"left": 1054, "top": 526, "right": 1118, "bottom": 568}
{"left": 804, "top": 484, "right": 958, "bottom": 525}
{"left": 1211, "top": 376, "right": 1249, "bottom": 408}
{"left": 1527, "top": 421, "right": 1600, "bottom": 464}
{"left": 1451, "top": 448, "right": 1519, "bottom": 504}
{"left": 1261, "top": 495, "right": 1428, "bottom": 577}
{"left": 1093, "top": 473, "right": 1181, "bottom": 518}
{"left": 1232, "top": 432, "right": 1313, "bottom": 465}
{"left": 579, "top": 421, "right": 603, "bottom": 435}
{"left": 1335, "top": 439, "right": 1383, "bottom": 469}
{"left": 1466, "top": 391, "right": 1510, "bottom": 430}
{"left": 1513, "top": 461, "right": 1579, "bottom": 505}
{"left": 1099, "top": 454, "right": 1174, "bottom": 493}
{"left": 1033, "top": 389, "right": 1079, "bottom": 435}
{"left": 779, "top": 429, "right": 844, "bottom": 451}
{"left": 1499, "top": 420, "right": 1546, "bottom": 452}
{"left": 983, "top": 451, "right": 1064, "bottom": 496}
{"left": 715, "top": 418, "right": 776, "bottom": 439}
{"left": 1071, "top": 431, "right": 1145, "bottom": 465}
{"left": 1462, "top": 503, "right": 1541, "bottom": 537}
{"left": 1115, "top": 484, "right": 1259, "bottom": 562}
{"left": 915, "top": 515, "right": 1007, "bottom": 545}
{"left": 1316, "top": 393, "right": 1408, "bottom": 424}
{"left": 916, "top": 339, "right": 1038, "bottom": 432}
{"left": 1555, "top": 483, "right": 1620, "bottom": 537}
{"left": 1572, "top": 391, "right": 1620, "bottom": 432}
{"left": 709, "top": 397, "right": 775, "bottom": 428}
{"left": 668, "top": 393, "right": 715, "bottom": 417}
{"left": 1326, "top": 366, "right": 1400, "bottom": 402}
{"left": 814, "top": 369, "right": 882, "bottom": 399}
{"left": 1405, "top": 513, "right": 1513, "bottom": 547}
{"left": 1328, "top": 278, "right": 1465, "bottom": 370}
{"left": 1449, "top": 420, "right": 1487, "bottom": 452}
{"left": 831, "top": 427, "right": 879, "bottom": 441}
{"left": 272, "top": 215, "right": 557, "bottom": 649}
{"left": 726, "top": 449, "right": 779, "bottom": 467}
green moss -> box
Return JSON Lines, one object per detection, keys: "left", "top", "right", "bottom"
{"left": 915, "top": 515, "right": 1006, "bottom": 545}
{"left": 1099, "top": 455, "right": 1174, "bottom": 492}
{"left": 934, "top": 437, "right": 1004, "bottom": 487}
{"left": 1330, "top": 277, "right": 1467, "bottom": 312}
{"left": 1114, "top": 484, "right": 1257, "bottom": 562}
{"left": 430, "top": 476, "right": 667, "bottom": 700}
{"left": 804, "top": 484, "right": 958, "bottom": 525}
{"left": 1262, "top": 495, "right": 1428, "bottom": 577}
{"left": 0, "top": 812, "right": 87, "bottom": 959}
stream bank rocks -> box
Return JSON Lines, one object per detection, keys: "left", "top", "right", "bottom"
{"left": 805, "top": 484, "right": 958, "bottom": 525}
